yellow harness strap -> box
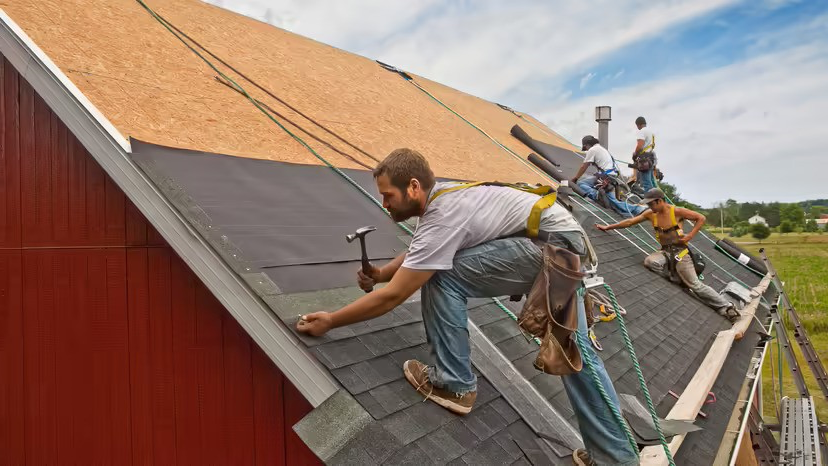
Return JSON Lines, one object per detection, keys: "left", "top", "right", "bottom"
{"left": 637, "top": 134, "right": 656, "bottom": 155}
{"left": 651, "top": 205, "right": 684, "bottom": 243}
{"left": 428, "top": 181, "right": 557, "bottom": 238}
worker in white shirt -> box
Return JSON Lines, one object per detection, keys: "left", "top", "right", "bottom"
{"left": 572, "top": 136, "right": 644, "bottom": 218}
{"left": 631, "top": 116, "right": 657, "bottom": 191}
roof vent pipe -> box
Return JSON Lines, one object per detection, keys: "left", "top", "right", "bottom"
{"left": 595, "top": 106, "right": 611, "bottom": 150}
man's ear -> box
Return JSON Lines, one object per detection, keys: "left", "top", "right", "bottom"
{"left": 408, "top": 178, "right": 421, "bottom": 196}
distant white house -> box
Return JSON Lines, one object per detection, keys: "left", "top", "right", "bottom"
{"left": 748, "top": 214, "right": 768, "bottom": 226}
{"left": 817, "top": 215, "right": 828, "bottom": 230}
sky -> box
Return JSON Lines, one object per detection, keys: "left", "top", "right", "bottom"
{"left": 206, "top": 0, "right": 828, "bottom": 207}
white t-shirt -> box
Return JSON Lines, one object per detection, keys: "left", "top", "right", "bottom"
{"left": 583, "top": 144, "right": 614, "bottom": 172}
{"left": 636, "top": 127, "right": 655, "bottom": 153}
{"left": 402, "top": 183, "right": 583, "bottom": 270}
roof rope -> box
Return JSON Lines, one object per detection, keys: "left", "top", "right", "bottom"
{"left": 133, "top": 0, "right": 527, "bottom": 389}
{"left": 383, "top": 64, "right": 677, "bottom": 464}
{"left": 655, "top": 186, "right": 770, "bottom": 302}
{"left": 135, "top": 3, "right": 685, "bottom": 461}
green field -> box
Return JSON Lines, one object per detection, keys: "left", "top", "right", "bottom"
{"left": 731, "top": 233, "right": 828, "bottom": 424}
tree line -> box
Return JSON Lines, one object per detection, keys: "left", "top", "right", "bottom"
{"left": 657, "top": 182, "right": 826, "bottom": 237}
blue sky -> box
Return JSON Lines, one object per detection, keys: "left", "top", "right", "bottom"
{"left": 559, "top": 0, "right": 826, "bottom": 102}
{"left": 209, "top": 0, "right": 828, "bottom": 206}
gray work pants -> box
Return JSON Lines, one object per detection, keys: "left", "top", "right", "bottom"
{"left": 644, "top": 251, "right": 732, "bottom": 313}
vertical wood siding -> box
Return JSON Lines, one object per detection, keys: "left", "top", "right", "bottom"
{"left": 0, "top": 55, "right": 320, "bottom": 465}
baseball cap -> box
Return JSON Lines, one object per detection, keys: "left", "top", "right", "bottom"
{"left": 642, "top": 188, "right": 665, "bottom": 204}
{"left": 581, "top": 135, "right": 599, "bottom": 151}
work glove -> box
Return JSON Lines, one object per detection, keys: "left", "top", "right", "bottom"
{"left": 357, "top": 265, "right": 381, "bottom": 292}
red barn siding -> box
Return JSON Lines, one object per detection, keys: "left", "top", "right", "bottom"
{"left": 0, "top": 250, "right": 24, "bottom": 464}
{"left": 0, "top": 55, "right": 320, "bottom": 464}
{"left": 0, "top": 60, "right": 21, "bottom": 247}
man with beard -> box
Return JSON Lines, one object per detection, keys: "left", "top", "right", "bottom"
{"left": 297, "top": 148, "right": 638, "bottom": 466}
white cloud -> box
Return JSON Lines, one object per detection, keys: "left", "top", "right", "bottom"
{"left": 579, "top": 72, "right": 596, "bottom": 90}
{"left": 210, "top": 0, "right": 738, "bottom": 102}
{"left": 208, "top": 0, "right": 826, "bottom": 206}
{"left": 542, "top": 39, "right": 828, "bottom": 206}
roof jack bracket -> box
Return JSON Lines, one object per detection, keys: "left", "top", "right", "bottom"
{"left": 583, "top": 272, "right": 604, "bottom": 290}
{"left": 496, "top": 102, "right": 517, "bottom": 113}
{"left": 375, "top": 60, "right": 413, "bottom": 80}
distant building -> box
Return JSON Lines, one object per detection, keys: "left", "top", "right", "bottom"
{"left": 816, "top": 218, "right": 828, "bottom": 230}
{"left": 748, "top": 213, "right": 768, "bottom": 226}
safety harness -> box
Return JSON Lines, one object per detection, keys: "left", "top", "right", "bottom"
{"left": 633, "top": 134, "right": 656, "bottom": 172}
{"left": 638, "top": 134, "right": 656, "bottom": 155}
{"left": 651, "top": 205, "right": 704, "bottom": 280}
{"left": 429, "top": 181, "right": 557, "bottom": 238}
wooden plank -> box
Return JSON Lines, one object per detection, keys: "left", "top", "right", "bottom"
{"left": 732, "top": 274, "right": 772, "bottom": 340}
{"left": 734, "top": 429, "right": 759, "bottom": 466}
{"left": 640, "top": 329, "right": 736, "bottom": 465}
{"left": 0, "top": 250, "right": 23, "bottom": 463}
{"left": 43, "top": 250, "right": 132, "bottom": 464}
{"left": 145, "top": 247, "right": 177, "bottom": 463}
{"left": 0, "top": 57, "right": 21, "bottom": 247}
{"left": 50, "top": 112, "right": 69, "bottom": 241}
{"left": 193, "top": 282, "right": 230, "bottom": 464}
{"left": 125, "top": 200, "right": 149, "bottom": 246}
{"left": 253, "top": 347, "right": 287, "bottom": 466}
{"left": 641, "top": 275, "right": 772, "bottom": 465}
{"left": 170, "top": 252, "right": 203, "bottom": 461}
{"left": 126, "top": 247, "right": 154, "bottom": 464}
{"left": 17, "top": 78, "right": 34, "bottom": 246}
{"left": 222, "top": 311, "right": 256, "bottom": 465}
{"left": 22, "top": 250, "right": 58, "bottom": 464}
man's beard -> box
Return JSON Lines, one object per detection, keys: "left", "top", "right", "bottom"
{"left": 388, "top": 194, "right": 420, "bottom": 222}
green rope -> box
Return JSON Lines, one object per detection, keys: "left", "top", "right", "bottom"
{"left": 132, "top": 0, "right": 529, "bottom": 331}
{"left": 491, "top": 299, "right": 542, "bottom": 346}
{"left": 407, "top": 80, "right": 558, "bottom": 185}
{"left": 574, "top": 289, "right": 641, "bottom": 458}
{"left": 653, "top": 180, "right": 767, "bottom": 291}
{"left": 139, "top": 8, "right": 663, "bottom": 460}
{"left": 602, "top": 284, "right": 675, "bottom": 465}
{"left": 399, "top": 73, "right": 677, "bottom": 461}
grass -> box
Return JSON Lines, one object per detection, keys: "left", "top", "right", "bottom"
{"left": 725, "top": 233, "right": 828, "bottom": 424}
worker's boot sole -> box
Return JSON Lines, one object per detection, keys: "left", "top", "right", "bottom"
{"left": 403, "top": 360, "right": 475, "bottom": 415}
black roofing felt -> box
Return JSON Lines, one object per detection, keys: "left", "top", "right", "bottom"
{"left": 131, "top": 138, "right": 767, "bottom": 465}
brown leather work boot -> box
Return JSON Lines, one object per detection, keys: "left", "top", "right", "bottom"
{"left": 403, "top": 360, "right": 476, "bottom": 415}
{"left": 572, "top": 448, "right": 597, "bottom": 466}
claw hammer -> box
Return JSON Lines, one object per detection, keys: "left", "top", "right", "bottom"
{"left": 346, "top": 226, "right": 377, "bottom": 293}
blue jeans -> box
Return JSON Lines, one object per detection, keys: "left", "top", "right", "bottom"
{"left": 638, "top": 169, "right": 656, "bottom": 192}
{"left": 578, "top": 175, "right": 645, "bottom": 218}
{"left": 421, "top": 236, "right": 638, "bottom": 465}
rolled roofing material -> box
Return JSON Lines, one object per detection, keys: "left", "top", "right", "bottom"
{"left": 715, "top": 238, "right": 768, "bottom": 276}
{"left": 528, "top": 153, "right": 565, "bottom": 182}
{"left": 512, "top": 124, "right": 591, "bottom": 178}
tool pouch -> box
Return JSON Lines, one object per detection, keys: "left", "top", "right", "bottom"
{"left": 517, "top": 243, "right": 585, "bottom": 375}
{"left": 634, "top": 151, "right": 655, "bottom": 171}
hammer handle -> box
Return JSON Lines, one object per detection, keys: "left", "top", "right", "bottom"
{"left": 359, "top": 237, "right": 373, "bottom": 293}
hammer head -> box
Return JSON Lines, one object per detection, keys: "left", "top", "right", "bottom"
{"left": 346, "top": 225, "right": 377, "bottom": 243}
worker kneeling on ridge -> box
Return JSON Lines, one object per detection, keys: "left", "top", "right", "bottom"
{"left": 297, "top": 148, "right": 638, "bottom": 466}
{"left": 572, "top": 135, "right": 645, "bottom": 218}
{"left": 596, "top": 188, "right": 739, "bottom": 321}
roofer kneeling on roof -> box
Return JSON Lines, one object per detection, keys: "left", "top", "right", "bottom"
{"left": 596, "top": 188, "right": 739, "bottom": 321}
{"left": 572, "top": 135, "right": 646, "bottom": 218}
{"left": 297, "top": 149, "right": 638, "bottom": 466}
